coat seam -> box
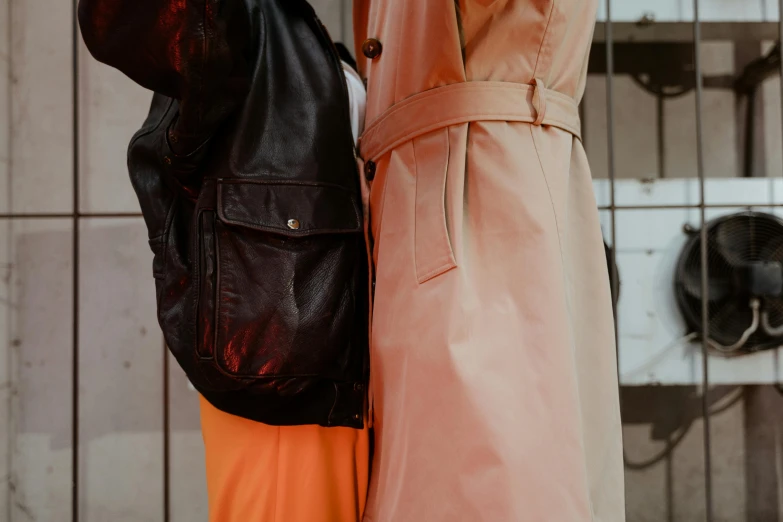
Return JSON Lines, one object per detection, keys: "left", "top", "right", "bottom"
{"left": 391, "top": 0, "right": 408, "bottom": 104}
{"left": 372, "top": 164, "right": 390, "bottom": 265}
{"left": 529, "top": 125, "right": 564, "bottom": 265}
{"left": 532, "top": 0, "right": 556, "bottom": 80}
{"left": 411, "top": 139, "right": 421, "bottom": 279}
{"left": 530, "top": 125, "right": 596, "bottom": 518}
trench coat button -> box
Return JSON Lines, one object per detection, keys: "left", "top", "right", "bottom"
{"left": 362, "top": 38, "right": 383, "bottom": 59}
{"left": 287, "top": 219, "right": 301, "bottom": 230}
{"left": 365, "top": 160, "right": 376, "bottom": 181}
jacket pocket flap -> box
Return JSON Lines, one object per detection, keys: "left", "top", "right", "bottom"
{"left": 217, "top": 180, "right": 362, "bottom": 236}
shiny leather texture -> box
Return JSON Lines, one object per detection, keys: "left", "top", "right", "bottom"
{"left": 79, "top": 0, "right": 368, "bottom": 428}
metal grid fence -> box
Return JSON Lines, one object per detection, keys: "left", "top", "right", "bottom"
{"left": 600, "top": 2, "right": 783, "bottom": 520}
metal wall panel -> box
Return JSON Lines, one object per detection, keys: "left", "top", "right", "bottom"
{"left": 78, "top": 218, "right": 164, "bottom": 521}
{"left": 10, "top": 0, "right": 73, "bottom": 214}
{"left": 1, "top": 0, "right": 11, "bottom": 516}
{"left": 167, "top": 353, "right": 207, "bottom": 522}
{"left": 2, "top": 219, "right": 74, "bottom": 522}
{"left": 77, "top": 43, "right": 154, "bottom": 214}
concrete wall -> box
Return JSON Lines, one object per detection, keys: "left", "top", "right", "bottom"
{"left": 2, "top": 1, "right": 782, "bottom": 521}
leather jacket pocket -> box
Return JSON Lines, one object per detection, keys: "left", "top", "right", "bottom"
{"left": 413, "top": 129, "right": 457, "bottom": 284}
{"left": 195, "top": 179, "right": 365, "bottom": 379}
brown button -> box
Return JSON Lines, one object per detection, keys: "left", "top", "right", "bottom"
{"left": 362, "top": 38, "right": 383, "bottom": 59}
{"left": 365, "top": 160, "right": 376, "bottom": 181}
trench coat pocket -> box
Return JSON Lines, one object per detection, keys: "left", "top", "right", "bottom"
{"left": 413, "top": 129, "right": 457, "bottom": 284}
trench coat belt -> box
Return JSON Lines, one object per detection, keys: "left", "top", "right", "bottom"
{"left": 358, "top": 79, "right": 581, "bottom": 161}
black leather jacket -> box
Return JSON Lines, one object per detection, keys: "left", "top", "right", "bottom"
{"left": 79, "top": 0, "right": 369, "bottom": 428}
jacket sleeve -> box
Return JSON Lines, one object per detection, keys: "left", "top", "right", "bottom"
{"left": 78, "top": 0, "right": 254, "bottom": 153}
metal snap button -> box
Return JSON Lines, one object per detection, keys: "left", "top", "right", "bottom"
{"left": 287, "top": 219, "right": 300, "bottom": 230}
{"left": 362, "top": 38, "right": 383, "bottom": 60}
{"left": 163, "top": 156, "right": 172, "bottom": 165}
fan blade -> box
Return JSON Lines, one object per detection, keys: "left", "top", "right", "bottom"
{"left": 680, "top": 266, "right": 732, "bottom": 302}
{"left": 760, "top": 235, "right": 783, "bottom": 262}
{"left": 713, "top": 218, "right": 754, "bottom": 266}
{"left": 708, "top": 300, "right": 755, "bottom": 347}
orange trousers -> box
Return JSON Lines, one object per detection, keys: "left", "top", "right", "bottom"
{"left": 199, "top": 396, "right": 371, "bottom": 522}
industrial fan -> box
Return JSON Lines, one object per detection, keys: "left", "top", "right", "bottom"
{"left": 675, "top": 211, "right": 783, "bottom": 354}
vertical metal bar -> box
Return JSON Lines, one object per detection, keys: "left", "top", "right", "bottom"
{"left": 692, "top": 0, "right": 714, "bottom": 520}
{"left": 71, "top": 0, "right": 80, "bottom": 519}
{"left": 779, "top": 0, "right": 783, "bottom": 165}
{"left": 605, "top": 0, "right": 620, "bottom": 360}
{"left": 743, "top": 89, "right": 757, "bottom": 178}
{"left": 5, "top": 0, "right": 13, "bottom": 518}
{"left": 665, "top": 435, "right": 675, "bottom": 522}
{"left": 163, "top": 339, "right": 170, "bottom": 522}
{"left": 657, "top": 95, "right": 666, "bottom": 179}
{"left": 340, "top": 0, "right": 350, "bottom": 46}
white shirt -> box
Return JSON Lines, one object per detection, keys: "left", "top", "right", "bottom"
{"left": 341, "top": 61, "right": 367, "bottom": 145}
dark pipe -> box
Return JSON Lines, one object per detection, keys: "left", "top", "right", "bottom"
{"left": 744, "top": 88, "right": 757, "bottom": 178}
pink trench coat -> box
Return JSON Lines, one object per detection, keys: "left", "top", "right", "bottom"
{"left": 353, "top": 1, "right": 625, "bottom": 521}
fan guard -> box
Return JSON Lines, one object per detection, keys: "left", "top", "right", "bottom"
{"left": 675, "top": 211, "right": 783, "bottom": 353}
